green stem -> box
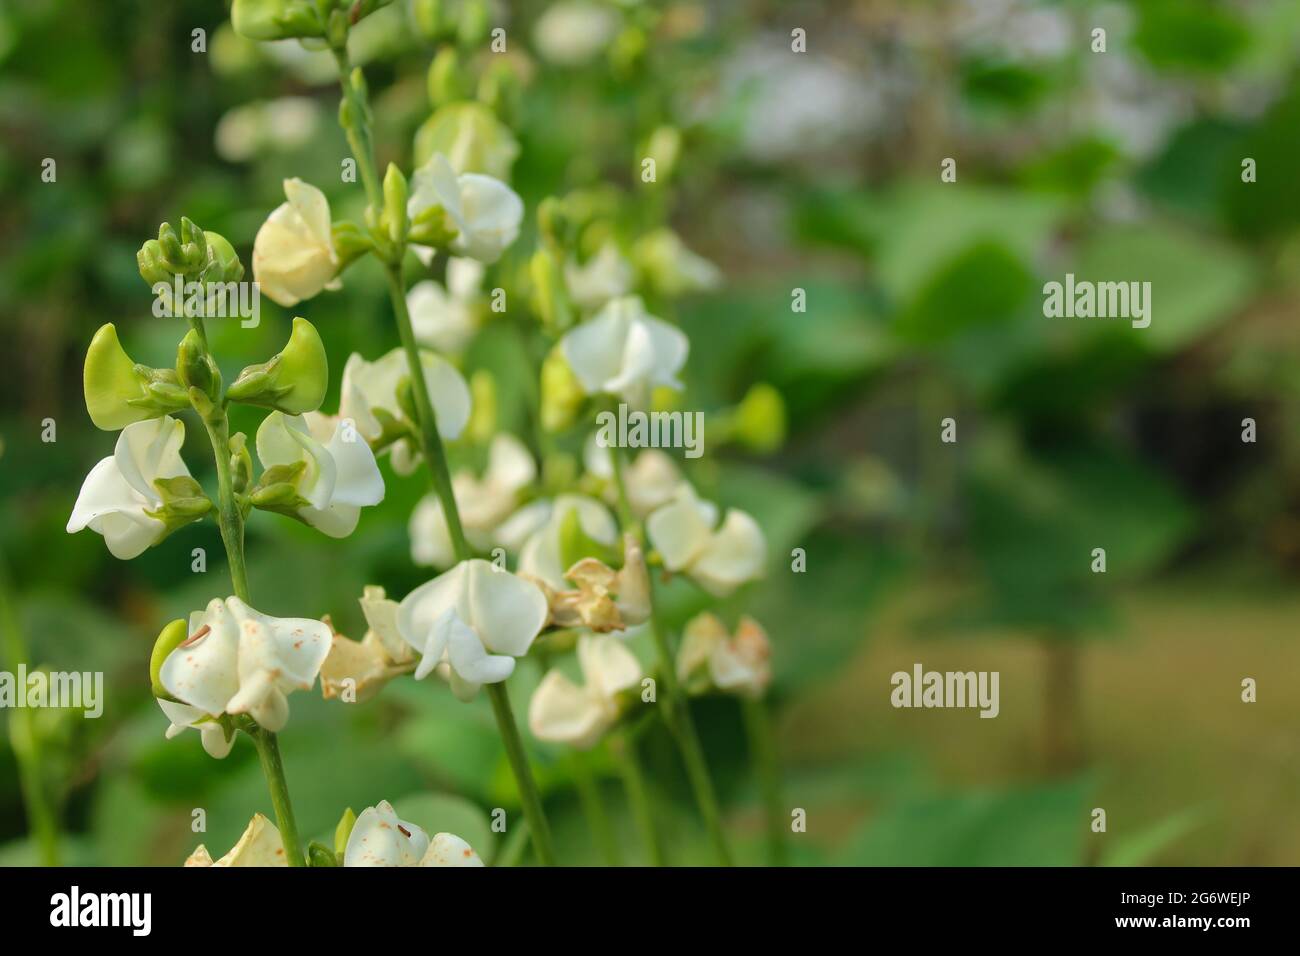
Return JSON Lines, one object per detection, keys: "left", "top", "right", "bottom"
{"left": 572, "top": 752, "right": 621, "bottom": 866}
{"left": 486, "top": 683, "right": 558, "bottom": 866}
{"left": 611, "top": 731, "right": 664, "bottom": 866}
{"left": 0, "top": 553, "right": 60, "bottom": 865}
{"left": 610, "top": 449, "right": 733, "bottom": 865}
{"left": 331, "top": 46, "right": 382, "bottom": 209}
{"left": 186, "top": 312, "right": 303, "bottom": 867}
{"left": 741, "top": 694, "right": 788, "bottom": 866}
{"left": 249, "top": 724, "right": 306, "bottom": 867}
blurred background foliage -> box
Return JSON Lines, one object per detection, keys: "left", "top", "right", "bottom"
{"left": 2, "top": 0, "right": 1300, "bottom": 865}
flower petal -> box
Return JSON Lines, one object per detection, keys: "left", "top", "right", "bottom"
{"left": 344, "top": 801, "right": 430, "bottom": 867}
{"left": 419, "top": 832, "right": 485, "bottom": 867}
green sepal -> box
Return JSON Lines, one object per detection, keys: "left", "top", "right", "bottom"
{"left": 308, "top": 841, "right": 340, "bottom": 867}
{"left": 149, "top": 619, "right": 188, "bottom": 700}
{"left": 334, "top": 807, "right": 357, "bottom": 858}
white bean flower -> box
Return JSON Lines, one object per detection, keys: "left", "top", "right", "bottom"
{"left": 252, "top": 178, "right": 339, "bottom": 307}
{"left": 185, "top": 813, "right": 287, "bottom": 867}
{"left": 645, "top": 487, "right": 766, "bottom": 597}
{"left": 677, "top": 612, "right": 772, "bottom": 698}
{"left": 407, "top": 257, "right": 486, "bottom": 354}
{"left": 397, "top": 559, "right": 548, "bottom": 701}
{"left": 67, "top": 416, "right": 195, "bottom": 560}
{"left": 529, "top": 633, "right": 642, "bottom": 749}
{"left": 159, "top": 596, "right": 332, "bottom": 733}
{"left": 344, "top": 800, "right": 483, "bottom": 867}
{"left": 408, "top": 153, "right": 523, "bottom": 264}
{"left": 584, "top": 440, "right": 685, "bottom": 518}
{"left": 255, "top": 411, "right": 385, "bottom": 538}
{"left": 336, "top": 347, "right": 471, "bottom": 475}
{"left": 319, "top": 587, "right": 416, "bottom": 704}
{"left": 565, "top": 241, "right": 633, "bottom": 311}
{"left": 157, "top": 699, "right": 234, "bottom": 759}
{"left": 559, "top": 296, "right": 688, "bottom": 408}
{"left": 410, "top": 433, "right": 536, "bottom": 569}
{"left": 497, "top": 494, "right": 619, "bottom": 590}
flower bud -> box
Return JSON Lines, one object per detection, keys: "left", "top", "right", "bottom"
{"left": 226, "top": 318, "right": 328, "bottom": 415}
{"left": 466, "top": 369, "right": 497, "bottom": 444}
{"left": 426, "top": 46, "right": 466, "bottom": 106}
{"left": 201, "top": 231, "right": 244, "bottom": 284}
{"left": 229, "top": 432, "right": 254, "bottom": 494}
{"left": 413, "top": 0, "right": 449, "bottom": 42}
{"left": 308, "top": 841, "right": 339, "bottom": 867}
{"left": 540, "top": 346, "right": 584, "bottom": 431}
{"left": 230, "top": 0, "right": 325, "bottom": 42}
{"left": 457, "top": 0, "right": 490, "bottom": 48}
{"left": 530, "top": 247, "right": 574, "bottom": 334}
{"left": 334, "top": 807, "right": 357, "bottom": 857}
{"left": 150, "top": 619, "right": 189, "bottom": 700}
{"left": 177, "top": 329, "right": 221, "bottom": 410}
{"left": 382, "top": 163, "right": 409, "bottom": 245}
{"left": 331, "top": 221, "right": 373, "bottom": 271}
{"left": 413, "top": 101, "right": 519, "bottom": 179}
{"left": 158, "top": 222, "right": 184, "bottom": 268}
{"left": 137, "top": 239, "right": 171, "bottom": 287}
{"left": 83, "top": 324, "right": 173, "bottom": 431}
{"left": 732, "top": 382, "right": 786, "bottom": 454}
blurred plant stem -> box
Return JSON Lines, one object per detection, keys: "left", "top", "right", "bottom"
{"left": 611, "top": 730, "right": 665, "bottom": 866}
{"left": 332, "top": 37, "right": 557, "bottom": 867}
{"left": 572, "top": 752, "right": 622, "bottom": 866}
{"left": 187, "top": 311, "right": 304, "bottom": 866}
{"left": 1043, "top": 637, "right": 1084, "bottom": 773}
{"left": 0, "top": 553, "right": 60, "bottom": 865}
{"left": 611, "top": 449, "right": 734, "bottom": 865}
{"left": 741, "top": 694, "right": 789, "bottom": 866}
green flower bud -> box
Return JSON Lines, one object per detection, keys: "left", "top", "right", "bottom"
{"left": 230, "top": 0, "right": 324, "bottom": 42}
{"left": 732, "top": 383, "right": 786, "bottom": 454}
{"left": 457, "top": 0, "right": 490, "bottom": 48}
{"left": 382, "top": 163, "right": 409, "bottom": 245}
{"left": 226, "top": 317, "right": 328, "bottom": 415}
{"left": 334, "top": 807, "right": 357, "bottom": 857}
{"left": 413, "top": 0, "right": 450, "bottom": 43}
{"left": 426, "top": 46, "right": 465, "bottom": 106}
{"left": 308, "top": 841, "right": 339, "bottom": 867}
{"left": 466, "top": 369, "right": 497, "bottom": 444}
{"left": 229, "top": 432, "right": 254, "bottom": 494}
{"left": 84, "top": 324, "right": 161, "bottom": 431}
{"left": 642, "top": 125, "right": 682, "bottom": 183}
{"left": 332, "top": 221, "right": 373, "bottom": 271}
{"left": 559, "top": 506, "right": 622, "bottom": 571}
{"left": 147, "top": 475, "right": 214, "bottom": 533}
{"left": 540, "top": 346, "right": 584, "bottom": 432}
{"left": 137, "top": 239, "right": 171, "bottom": 287}
{"left": 201, "top": 231, "right": 244, "bottom": 284}
{"left": 177, "top": 328, "right": 221, "bottom": 409}
{"left": 149, "top": 619, "right": 188, "bottom": 700}
{"left": 530, "top": 248, "right": 573, "bottom": 334}
{"left": 158, "top": 222, "right": 184, "bottom": 267}
{"left": 179, "top": 217, "right": 208, "bottom": 272}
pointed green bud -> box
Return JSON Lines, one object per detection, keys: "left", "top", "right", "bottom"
{"left": 382, "top": 163, "right": 409, "bottom": 245}
{"left": 179, "top": 217, "right": 208, "bottom": 271}
{"left": 334, "top": 807, "right": 357, "bottom": 857}
{"left": 177, "top": 328, "right": 220, "bottom": 406}
{"left": 559, "top": 505, "right": 622, "bottom": 571}
{"left": 413, "top": 0, "right": 448, "bottom": 43}
{"left": 84, "top": 324, "right": 165, "bottom": 431}
{"left": 137, "top": 239, "right": 171, "bottom": 287}
{"left": 158, "top": 222, "right": 184, "bottom": 267}
{"left": 457, "top": 0, "right": 490, "bottom": 48}
{"left": 226, "top": 318, "right": 328, "bottom": 414}
{"left": 467, "top": 369, "right": 497, "bottom": 444}
{"left": 530, "top": 248, "right": 573, "bottom": 334}
{"left": 149, "top": 619, "right": 188, "bottom": 700}
{"left": 229, "top": 432, "right": 254, "bottom": 494}
{"left": 540, "top": 346, "right": 583, "bottom": 432}
{"left": 308, "top": 841, "right": 339, "bottom": 867}
{"left": 732, "top": 382, "right": 786, "bottom": 454}
{"left": 230, "top": 0, "right": 324, "bottom": 42}
{"left": 200, "top": 231, "right": 244, "bottom": 284}
{"left": 426, "top": 46, "right": 466, "bottom": 106}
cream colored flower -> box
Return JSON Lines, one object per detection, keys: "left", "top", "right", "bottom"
{"left": 407, "top": 257, "right": 485, "bottom": 354}
{"left": 499, "top": 494, "right": 619, "bottom": 590}
{"left": 344, "top": 800, "right": 484, "bottom": 867}
{"left": 408, "top": 153, "right": 523, "bottom": 264}
{"left": 559, "top": 296, "right": 688, "bottom": 408}
{"left": 531, "top": 533, "right": 650, "bottom": 632}
{"left": 252, "top": 178, "right": 339, "bottom": 307}
{"left": 185, "top": 813, "right": 288, "bottom": 867}
{"left": 529, "top": 633, "right": 642, "bottom": 748}
{"left": 645, "top": 487, "right": 765, "bottom": 597}
{"left": 677, "top": 612, "right": 772, "bottom": 698}
{"left": 584, "top": 441, "right": 685, "bottom": 518}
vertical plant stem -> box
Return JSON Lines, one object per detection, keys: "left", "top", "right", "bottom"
{"left": 331, "top": 40, "right": 558, "bottom": 865}
{"left": 611, "top": 731, "right": 665, "bottom": 866}
{"left": 572, "top": 753, "right": 621, "bottom": 866}
{"left": 250, "top": 725, "right": 305, "bottom": 866}
{"left": 0, "top": 554, "right": 60, "bottom": 865}
{"left": 741, "top": 694, "right": 789, "bottom": 866}
{"left": 186, "top": 311, "right": 303, "bottom": 866}
{"left": 610, "top": 449, "right": 733, "bottom": 865}
{"left": 486, "top": 683, "right": 558, "bottom": 866}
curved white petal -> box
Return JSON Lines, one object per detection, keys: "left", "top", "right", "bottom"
{"left": 450, "top": 173, "right": 523, "bottom": 263}
{"left": 252, "top": 179, "right": 337, "bottom": 307}
{"left": 344, "top": 801, "right": 431, "bottom": 867}
{"left": 529, "top": 670, "right": 606, "bottom": 747}
{"left": 398, "top": 560, "right": 548, "bottom": 662}
{"left": 578, "top": 632, "right": 642, "bottom": 699}
{"left": 689, "top": 508, "right": 766, "bottom": 597}
{"left": 160, "top": 598, "right": 242, "bottom": 717}
{"left": 419, "top": 832, "right": 485, "bottom": 867}
{"left": 645, "top": 492, "right": 712, "bottom": 572}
